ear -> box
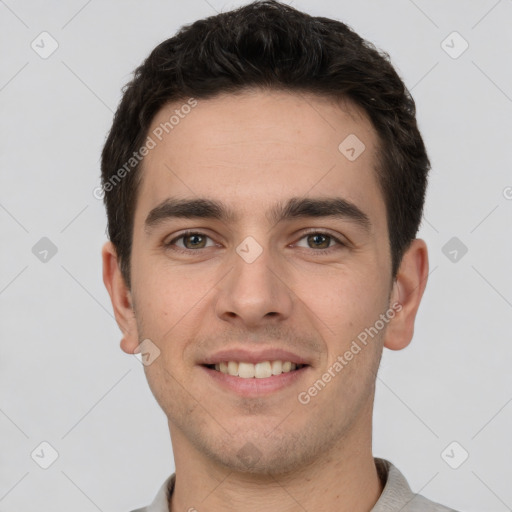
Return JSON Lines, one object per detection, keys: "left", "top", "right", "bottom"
{"left": 383, "top": 238, "right": 429, "bottom": 351}
{"left": 102, "top": 241, "right": 140, "bottom": 354}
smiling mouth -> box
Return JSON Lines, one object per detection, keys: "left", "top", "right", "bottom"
{"left": 203, "top": 361, "right": 308, "bottom": 379}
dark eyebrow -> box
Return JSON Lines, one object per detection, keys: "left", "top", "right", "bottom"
{"left": 144, "top": 196, "right": 371, "bottom": 233}
{"left": 145, "top": 198, "right": 236, "bottom": 230}
{"left": 267, "top": 197, "right": 371, "bottom": 232}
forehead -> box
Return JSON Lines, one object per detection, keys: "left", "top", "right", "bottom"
{"left": 135, "top": 89, "right": 385, "bottom": 229}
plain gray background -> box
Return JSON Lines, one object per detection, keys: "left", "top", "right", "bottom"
{"left": 1, "top": 1, "right": 511, "bottom": 511}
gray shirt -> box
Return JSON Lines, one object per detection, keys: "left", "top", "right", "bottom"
{"left": 131, "top": 458, "right": 458, "bottom": 511}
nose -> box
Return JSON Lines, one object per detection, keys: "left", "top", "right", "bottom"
{"left": 214, "top": 242, "right": 294, "bottom": 329}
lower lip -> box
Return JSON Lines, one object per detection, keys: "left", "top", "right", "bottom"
{"left": 200, "top": 365, "right": 310, "bottom": 397}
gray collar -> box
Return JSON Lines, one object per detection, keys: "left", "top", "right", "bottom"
{"left": 136, "top": 458, "right": 456, "bottom": 512}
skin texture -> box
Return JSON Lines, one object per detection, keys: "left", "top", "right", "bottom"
{"left": 103, "top": 89, "right": 429, "bottom": 511}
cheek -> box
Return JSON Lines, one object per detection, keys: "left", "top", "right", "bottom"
{"left": 299, "top": 266, "right": 388, "bottom": 336}
{"left": 132, "top": 249, "right": 201, "bottom": 315}
{"left": 131, "top": 261, "right": 218, "bottom": 361}
{"left": 131, "top": 269, "right": 182, "bottom": 344}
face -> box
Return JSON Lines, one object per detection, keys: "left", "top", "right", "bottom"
{"left": 104, "top": 89, "right": 426, "bottom": 475}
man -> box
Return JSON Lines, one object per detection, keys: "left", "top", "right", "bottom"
{"left": 101, "top": 1, "right": 457, "bottom": 510}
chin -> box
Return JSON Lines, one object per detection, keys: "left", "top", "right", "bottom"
{"left": 199, "top": 427, "right": 330, "bottom": 476}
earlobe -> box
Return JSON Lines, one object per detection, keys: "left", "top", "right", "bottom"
{"left": 101, "top": 241, "right": 140, "bottom": 354}
{"left": 383, "top": 238, "right": 429, "bottom": 351}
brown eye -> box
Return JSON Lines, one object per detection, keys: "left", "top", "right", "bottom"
{"left": 182, "top": 233, "right": 207, "bottom": 249}
{"left": 295, "top": 231, "right": 346, "bottom": 252}
{"left": 166, "top": 231, "right": 214, "bottom": 251}
{"left": 307, "top": 233, "right": 331, "bottom": 249}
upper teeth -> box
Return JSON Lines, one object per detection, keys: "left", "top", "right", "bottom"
{"left": 213, "top": 361, "right": 302, "bottom": 378}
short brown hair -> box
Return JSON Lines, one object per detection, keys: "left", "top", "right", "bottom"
{"left": 101, "top": 0, "right": 430, "bottom": 288}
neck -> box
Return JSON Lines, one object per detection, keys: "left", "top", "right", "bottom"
{"left": 168, "top": 412, "right": 383, "bottom": 512}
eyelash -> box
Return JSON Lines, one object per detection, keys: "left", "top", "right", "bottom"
{"left": 164, "top": 229, "right": 346, "bottom": 255}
